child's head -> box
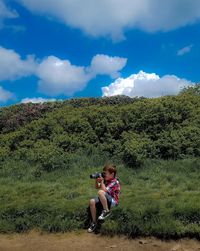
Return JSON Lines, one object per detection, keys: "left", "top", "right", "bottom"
{"left": 103, "top": 164, "right": 117, "bottom": 180}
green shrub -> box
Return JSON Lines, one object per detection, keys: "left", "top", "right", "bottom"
{"left": 27, "top": 140, "right": 71, "bottom": 171}
{"left": 122, "top": 132, "right": 154, "bottom": 167}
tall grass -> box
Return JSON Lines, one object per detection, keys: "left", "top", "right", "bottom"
{"left": 0, "top": 155, "right": 200, "bottom": 239}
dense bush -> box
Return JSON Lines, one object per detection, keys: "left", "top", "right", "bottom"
{"left": 122, "top": 132, "right": 154, "bottom": 167}
{"left": 0, "top": 89, "right": 199, "bottom": 168}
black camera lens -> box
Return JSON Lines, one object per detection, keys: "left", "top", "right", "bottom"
{"left": 89, "top": 172, "right": 102, "bottom": 179}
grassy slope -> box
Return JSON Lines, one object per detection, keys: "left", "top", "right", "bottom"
{"left": 0, "top": 156, "right": 200, "bottom": 238}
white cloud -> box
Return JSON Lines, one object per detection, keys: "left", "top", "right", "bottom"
{"left": 0, "top": 46, "right": 127, "bottom": 97}
{"left": 89, "top": 54, "right": 127, "bottom": 78}
{"left": 0, "top": 86, "right": 14, "bottom": 102}
{"left": 177, "top": 44, "right": 193, "bottom": 56}
{"left": 0, "top": 46, "right": 37, "bottom": 81}
{"left": 16, "top": 0, "right": 200, "bottom": 40}
{"left": 37, "top": 56, "right": 90, "bottom": 96}
{"left": 102, "top": 71, "right": 193, "bottom": 98}
{"left": 0, "top": 0, "right": 18, "bottom": 27}
{"left": 37, "top": 54, "right": 127, "bottom": 96}
{"left": 21, "top": 97, "right": 56, "bottom": 103}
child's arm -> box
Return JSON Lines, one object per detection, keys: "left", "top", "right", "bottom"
{"left": 100, "top": 178, "right": 107, "bottom": 192}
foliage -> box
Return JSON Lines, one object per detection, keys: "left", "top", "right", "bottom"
{"left": 0, "top": 157, "right": 200, "bottom": 238}
{"left": 0, "top": 92, "right": 199, "bottom": 168}
{"left": 0, "top": 92, "right": 200, "bottom": 237}
{"left": 180, "top": 83, "right": 200, "bottom": 96}
{"left": 122, "top": 132, "right": 154, "bottom": 167}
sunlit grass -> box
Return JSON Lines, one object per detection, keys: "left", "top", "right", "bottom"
{"left": 0, "top": 157, "right": 200, "bottom": 238}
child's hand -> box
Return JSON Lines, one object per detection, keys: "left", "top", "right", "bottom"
{"left": 99, "top": 177, "right": 104, "bottom": 183}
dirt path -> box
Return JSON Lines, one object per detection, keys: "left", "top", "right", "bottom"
{"left": 0, "top": 231, "right": 200, "bottom": 251}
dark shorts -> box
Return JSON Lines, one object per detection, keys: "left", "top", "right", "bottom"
{"left": 94, "top": 192, "right": 116, "bottom": 210}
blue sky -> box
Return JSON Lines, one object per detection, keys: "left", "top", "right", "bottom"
{"left": 0, "top": 0, "right": 200, "bottom": 106}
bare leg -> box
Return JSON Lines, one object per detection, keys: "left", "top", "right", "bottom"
{"left": 89, "top": 199, "right": 97, "bottom": 223}
{"left": 98, "top": 190, "right": 109, "bottom": 211}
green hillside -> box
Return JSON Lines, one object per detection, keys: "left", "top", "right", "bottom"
{"left": 0, "top": 86, "right": 200, "bottom": 238}
{"left": 0, "top": 87, "right": 200, "bottom": 168}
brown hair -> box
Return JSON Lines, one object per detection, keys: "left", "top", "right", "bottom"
{"left": 103, "top": 164, "right": 117, "bottom": 177}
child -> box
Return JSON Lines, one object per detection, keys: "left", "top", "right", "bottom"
{"left": 88, "top": 164, "right": 120, "bottom": 233}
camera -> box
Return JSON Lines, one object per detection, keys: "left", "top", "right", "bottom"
{"left": 89, "top": 172, "right": 105, "bottom": 179}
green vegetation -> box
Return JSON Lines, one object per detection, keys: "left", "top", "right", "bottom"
{"left": 0, "top": 85, "right": 200, "bottom": 238}
{"left": 0, "top": 156, "right": 200, "bottom": 238}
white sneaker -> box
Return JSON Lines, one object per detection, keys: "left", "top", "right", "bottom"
{"left": 87, "top": 222, "right": 97, "bottom": 233}
{"left": 98, "top": 210, "right": 111, "bottom": 220}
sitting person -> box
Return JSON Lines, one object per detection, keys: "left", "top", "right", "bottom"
{"left": 88, "top": 164, "right": 120, "bottom": 233}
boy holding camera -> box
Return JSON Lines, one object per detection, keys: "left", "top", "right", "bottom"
{"left": 88, "top": 164, "right": 120, "bottom": 233}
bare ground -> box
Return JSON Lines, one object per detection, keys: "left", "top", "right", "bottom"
{"left": 0, "top": 230, "right": 200, "bottom": 251}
